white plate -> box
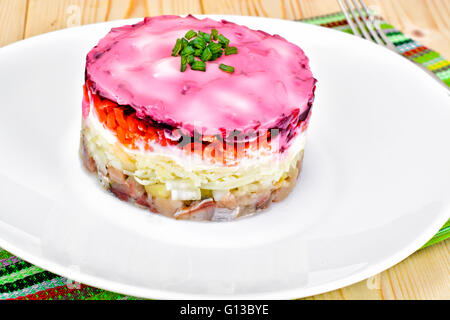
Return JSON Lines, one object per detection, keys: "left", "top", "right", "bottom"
{"left": 0, "top": 15, "right": 449, "bottom": 300}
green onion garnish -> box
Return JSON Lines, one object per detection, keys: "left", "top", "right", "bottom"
{"left": 185, "top": 30, "right": 197, "bottom": 40}
{"left": 218, "top": 34, "right": 230, "bottom": 48}
{"left": 210, "top": 50, "right": 222, "bottom": 61}
{"left": 219, "top": 64, "right": 234, "bottom": 73}
{"left": 211, "top": 29, "right": 218, "bottom": 40}
{"left": 191, "top": 61, "right": 206, "bottom": 71}
{"left": 193, "top": 48, "right": 203, "bottom": 57}
{"left": 225, "top": 46, "right": 238, "bottom": 55}
{"left": 181, "top": 38, "right": 188, "bottom": 49}
{"left": 208, "top": 42, "right": 222, "bottom": 54}
{"left": 191, "top": 37, "right": 206, "bottom": 49}
{"left": 171, "top": 29, "right": 237, "bottom": 73}
{"left": 171, "top": 38, "right": 182, "bottom": 56}
{"left": 201, "top": 47, "right": 213, "bottom": 62}
{"left": 180, "top": 56, "right": 187, "bottom": 72}
{"left": 181, "top": 46, "right": 195, "bottom": 56}
{"left": 202, "top": 32, "right": 212, "bottom": 43}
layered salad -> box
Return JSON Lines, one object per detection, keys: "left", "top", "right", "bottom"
{"left": 80, "top": 15, "right": 317, "bottom": 221}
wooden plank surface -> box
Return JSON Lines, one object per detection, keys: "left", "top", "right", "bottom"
{"left": 0, "top": 0, "right": 27, "bottom": 47}
{"left": 0, "top": 0, "right": 449, "bottom": 300}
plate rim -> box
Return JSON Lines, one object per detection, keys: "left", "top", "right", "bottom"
{"left": 0, "top": 212, "right": 447, "bottom": 299}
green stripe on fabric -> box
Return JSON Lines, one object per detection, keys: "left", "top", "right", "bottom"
{"left": 0, "top": 260, "right": 33, "bottom": 277}
{"left": 413, "top": 51, "right": 440, "bottom": 63}
{"left": 0, "top": 266, "right": 43, "bottom": 285}
{"left": 385, "top": 31, "right": 402, "bottom": 37}
{"left": 422, "top": 220, "right": 450, "bottom": 248}
{"left": 302, "top": 12, "right": 346, "bottom": 25}
{"left": 388, "top": 34, "right": 410, "bottom": 43}
{"left": 436, "top": 69, "right": 450, "bottom": 80}
{"left": 337, "top": 27, "right": 354, "bottom": 34}
{"left": 379, "top": 22, "right": 395, "bottom": 29}
{"left": 0, "top": 251, "right": 12, "bottom": 260}
{"left": 0, "top": 277, "right": 67, "bottom": 299}
{"left": 86, "top": 291, "right": 126, "bottom": 300}
{"left": 0, "top": 271, "right": 59, "bottom": 293}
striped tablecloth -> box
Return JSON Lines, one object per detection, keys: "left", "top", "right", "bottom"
{"left": 1, "top": 11, "right": 449, "bottom": 300}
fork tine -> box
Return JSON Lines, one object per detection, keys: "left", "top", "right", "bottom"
{"left": 337, "top": 0, "right": 362, "bottom": 37}
{"left": 373, "top": 19, "right": 397, "bottom": 50}
{"left": 352, "top": 0, "right": 384, "bottom": 45}
{"left": 343, "top": 0, "right": 372, "bottom": 39}
{"left": 339, "top": 0, "right": 448, "bottom": 91}
{"left": 359, "top": 0, "right": 397, "bottom": 51}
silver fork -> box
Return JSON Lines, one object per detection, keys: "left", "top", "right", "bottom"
{"left": 337, "top": 0, "right": 449, "bottom": 92}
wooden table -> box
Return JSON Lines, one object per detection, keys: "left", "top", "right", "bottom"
{"left": 0, "top": 0, "right": 449, "bottom": 300}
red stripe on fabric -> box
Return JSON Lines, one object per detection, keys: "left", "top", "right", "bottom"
{"left": 12, "top": 284, "right": 87, "bottom": 300}
{"left": 403, "top": 46, "right": 427, "bottom": 57}
{"left": 12, "top": 286, "right": 67, "bottom": 300}
{"left": 321, "top": 20, "right": 348, "bottom": 28}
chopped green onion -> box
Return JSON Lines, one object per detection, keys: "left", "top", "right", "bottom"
{"left": 198, "top": 31, "right": 211, "bottom": 42}
{"left": 202, "top": 33, "right": 211, "bottom": 43}
{"left": 171, "top": 38, "right": 182, "bottom": 56}
{"left": 185, "top": 30, "right": 197, "bottom": 40}
{"left": 208, "top": 42, "right": 222, "bottom": 54}
{"left": 193, "top": 48, "right": 203, "bottom": 57}
{"left": 181, "top": 38, "right": 189, "bottom": 49}
{"left": 191, "top": 37, "right": 206, "bottom": 49}
{"left": 180, "top": 56, "right": 187, "bottom": 72}
{"left": 225, "top": 46, "right": 238, "bottom": 55}
{"left": 211, "top": 29, "right": 218, "bottom": 40}
{"left": 181, "top": 46, "right": 195, "bottom": 56}
{"left": 219, "top": 64, "right": 234, "bottom": 73}
{"left": 218, "top": 34, "right": 230, "bottom": 48}
{"left": 210, "top": 50, "right": 223, "bottom": 61}
{"left": 201, "top": 47, "right": 213, "bottom": 62}
{"left": 173, "top": 29, "right": 238, "bottom": 73}
{"left": 191, "top": 60, "right": 206, "bottom": 71}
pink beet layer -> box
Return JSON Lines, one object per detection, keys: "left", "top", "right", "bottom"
{"left": 86, "top": 15, "right": 316, "bottom": 139}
